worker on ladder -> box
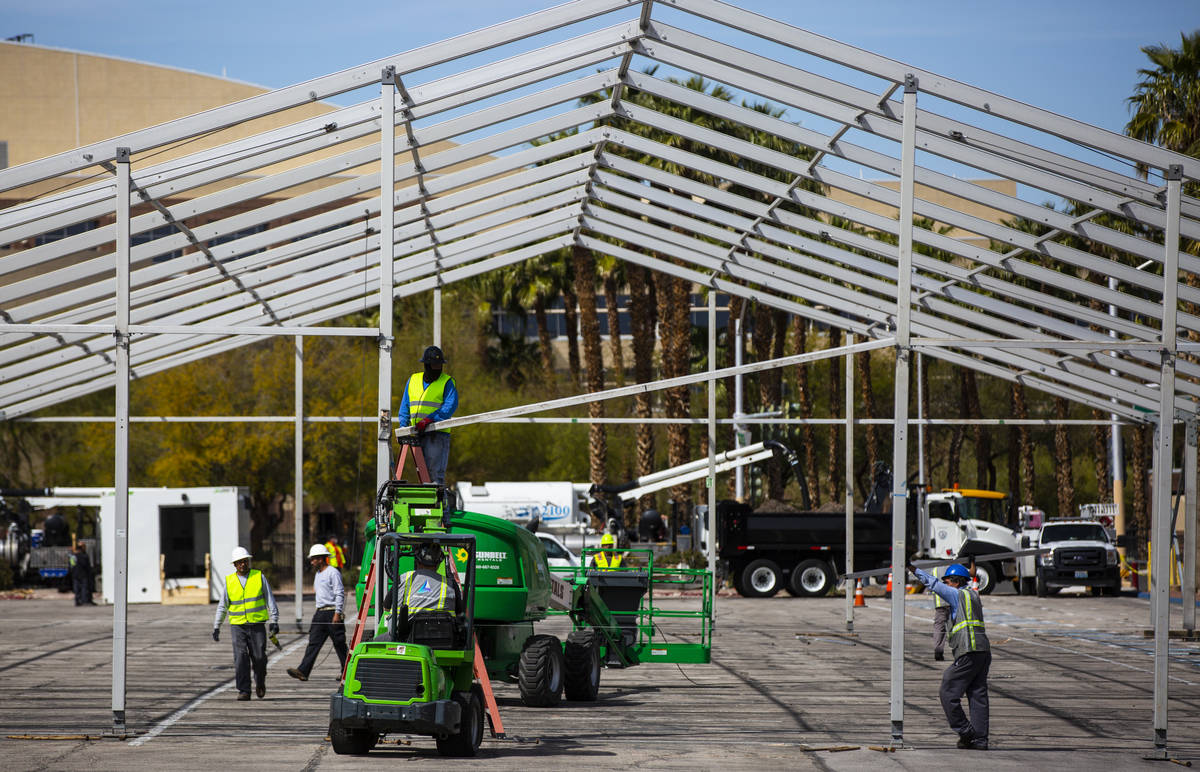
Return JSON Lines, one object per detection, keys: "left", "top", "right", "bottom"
{"left": 398, "top": 345, "right": 458, "bottom": 486}
{"left": 590, "top": 533, "right": 624, "bottom": 570}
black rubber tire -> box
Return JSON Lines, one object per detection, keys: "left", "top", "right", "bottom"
{"left": 518, "top": 634, "right": 564, "bottom": 707}
{"left": 974, "top": 562, "right": 997, "bottom": 595}
{"left": 436, "top": 685, "right": 484, "bottom": 757}
{"left": 788, "top": 559, "right": 834, "bottom": 597}
{"left": 1036, "top": 569, "right": 1048, "bottom": 598}
{"left": 329, "top": 720, "right": 372, "bottom": 756}
{"left": 740, "top": 559, "right": 783, "bottom": 598}
{"left": 1102, "top": 584, "right": 1119, "bottom": 596}
{"left": 1019, "top": 577, "right": 1036, "bottom": 596}
{"left": 563, "top": 629, "right": 601, "bottom": 701}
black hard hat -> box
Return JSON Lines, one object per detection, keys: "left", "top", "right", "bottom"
{"left": 414, "top": 542, "right": 444, "bottom": 566}
{"left": 420, "top": 346, "right": 445, "bottom": 365}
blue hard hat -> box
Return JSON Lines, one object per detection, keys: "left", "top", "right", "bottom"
{"left": 943, "top": 563, "right": 970, "bottom": 579}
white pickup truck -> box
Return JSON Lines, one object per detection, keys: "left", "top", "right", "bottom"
{"left": 1019, "top": 519, "right": 1120, "bottom": 597}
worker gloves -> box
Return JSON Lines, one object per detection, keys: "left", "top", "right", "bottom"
{"left": 269, "top": 622, "right": 279, "bottom": 636}
{"left": 415, "top": 417, "right": 433, "bottom": 434}
{"left": 212, "top": 628, "right": 220, "bottom": 642}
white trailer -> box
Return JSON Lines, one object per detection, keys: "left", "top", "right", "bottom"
{"left": 26, "top": 487, "right": 249, "bottom": 604}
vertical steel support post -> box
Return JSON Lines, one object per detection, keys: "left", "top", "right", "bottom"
{"left": 844, "top": 333, "right": 855, "bottom": 633}
{"left": 294, "top": 335, "right": 304, "bottom": 629}
{"left": 1151, "top": 164, "right": 1182, "bottom": 757}
{"left": 112, "top": 147, "right": 131, "bottom": 734}
{"left": 1110, "top": 276, "right": 1128, "bottom": 563}
{"left": 734, "top": 316, "right": 745, "bottom": 500}
{"left": 376, "top": 68, "right": 397, "bottom": 630}
{"left": 1185, "top": 419, "right": 1196, "bottom": 635}
{"left": 707, "top": 289, "right": 717, "bottom": 609}
{"left": 889, "top": 76, "right": 919, "bottom": 745}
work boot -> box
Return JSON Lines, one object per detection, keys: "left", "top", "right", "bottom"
{"left": 287, "top": 667, "right": 308, "bottom": 682}
{"left": 256, "top": 682, "right": 265, "bottom": 699}
{"left": 237, "top": 692, "right": 251, "bottom": 701}
{"left": 970, "top": 737, "right": 988, "bottom": 751}
{"left": 956, "top": 733, "right": 974, "bottom": 749}
{"left": 934, "top": 651, "right": 945, "bottom": 661}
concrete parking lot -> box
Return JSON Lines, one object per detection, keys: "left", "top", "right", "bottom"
{"left": 2, "top": 587, "right": 1198, "bottom": 770}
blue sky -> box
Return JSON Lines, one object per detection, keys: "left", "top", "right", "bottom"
{"left": 3, "top": 0, "right": 1196, "bottom": 140}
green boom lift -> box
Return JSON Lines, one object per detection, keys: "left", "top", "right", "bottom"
{"left": 331, "top": 475, "right": 712, "bottom": 756}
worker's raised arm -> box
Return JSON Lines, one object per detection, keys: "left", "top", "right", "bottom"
{"left": 913, "top": 567, "right": 961, "bottom": 615}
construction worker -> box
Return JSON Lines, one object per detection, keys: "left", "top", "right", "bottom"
{"left": 68, "top": 543, "right": 95, "bottom": 606}
{"left": 908, "top": 561, "right": 991, "bottom": 751}
{"left": 397, "top": 345, "right": 458, "bottom": 486}
{"left": 287, "top": 544, "right": 348, "bottom": 682}
{"left": 213, "top": 546, "right": 280, "bottom": 701}
{"left": 395, "top": 543, "right": 453, "bottom": 612}
{"left": 590, "top": 533, "right": 623, "bottom": 570}
{"left": 323, "top": 534, "right": 347, "bottom": 570}
{"left": 932, "top": 564, "right": 949, "bottom": 661}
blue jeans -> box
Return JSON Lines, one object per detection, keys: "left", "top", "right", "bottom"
{"left": 419, "top": 431, "right": 451, "bottom": 485}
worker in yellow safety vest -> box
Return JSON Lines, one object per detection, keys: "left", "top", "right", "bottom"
{"left": 324, "top": 535, "right": 347, "bottom": 570}
{"left": 397, "top": 345, "right": 459, "bottom": 486}
{"left": 931, "top": 564, "right": 949, "bottom": 661}
{"left": 590, "top": 533, "right": 624, "bottom": 570}
{"left": 213, "top": 546, "right": 280, "bottom": 701}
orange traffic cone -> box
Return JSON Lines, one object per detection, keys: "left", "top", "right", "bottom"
{"left": 854, "top": 580, "right": 866, "bottom": 607}
{"left": 885, "top": 572, "right": 893, "bottom": 598}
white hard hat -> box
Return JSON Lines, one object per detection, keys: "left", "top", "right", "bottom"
{"left": 307, "top": 544, "right": 331, "bottom": 559}
{"left": 231, "top": 546, "right": 252, "bottom": 563}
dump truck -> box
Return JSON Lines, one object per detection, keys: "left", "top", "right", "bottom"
{"left": 709, "top": 446, "right": 1023, "bottom": 596}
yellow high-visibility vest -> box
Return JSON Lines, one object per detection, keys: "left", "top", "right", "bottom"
{"left": 226, "top": 570, "right": 269, "bottom": 624}
{"left": 407, "top": 373, "right": 453, "bottom": 433}
{"left": 325, "top": 542, "right": 347, "bottom": 569}
{"left": 594, "top": 551, "right": 623, "bottom": 570}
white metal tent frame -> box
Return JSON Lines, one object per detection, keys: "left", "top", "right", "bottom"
{"left": 1, "top": 0, "right": 1196, "bottom": 753}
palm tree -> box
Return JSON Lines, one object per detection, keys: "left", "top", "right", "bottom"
{"left": 573, "top": 245, "right": 607, "bottom": 487}
{"left": 597, "top": 254, "right": 627, "bottom": 386}
{"left": 1054, "top": 397, "right": 1076, "bottom": 518}
{"left": 1126, "top": 31, "right": 1200, "bottom": 173}
{"left": 826, "top": 326, "right": 843, "bottom": 504}
{"left": 791, "top": 315, "right": 821, "bottom": 506}
{"left": 628, "top": 264, "right": 657, "bottom": 511}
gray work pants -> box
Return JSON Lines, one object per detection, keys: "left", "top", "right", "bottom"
{"left": 933, "top": 605, "right": 950, "bottom": 655}
{"left": 419, "top": 430, "right": 451, "bottom": 485}
{"left": 939, "top": 650, "right": 990, "bottom": 740}
{"left": 231, "top": 622, "right": 267, "bottom": 696}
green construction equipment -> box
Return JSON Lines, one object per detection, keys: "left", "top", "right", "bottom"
{"left": 331, "top": 473, "right": 712, "bottom": 756}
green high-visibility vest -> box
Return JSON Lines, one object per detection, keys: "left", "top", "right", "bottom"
{"left": 407, "top": 372, "right": 453, "bottom": 433}
{"left": 948, "top": 586, "right": 989, "bottom": 657}
{"left": 226, "top": 570, "right": 269, "bottom": 624}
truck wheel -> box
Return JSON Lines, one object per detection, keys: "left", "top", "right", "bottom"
{"left": 1036, "top": 570, "right": 1048, "bottom": 598}
{"left": 788, "top": 559, "right": 833, "bottom": 597}
{"left": 436, "top": 686, "right": 484, "bottom": 757}
{"left": 518, "top": 634, "right": 564, "bottom": 707}
{"left": 741, "top": 559, "right": 782, "bottom": 598}
{"left": 329, "top": 720, "right": 372, "bottom": 755}
{"left": 564, "top": 629, "right": 601, "bottom": 701}
{"left": 1019, "top": 577, "right": 1036, "bottom": 596}
{"left": 973, "top": 562, "right": 997, "bottom": 595}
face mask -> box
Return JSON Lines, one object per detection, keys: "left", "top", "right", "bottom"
{"left": 424, "top": 365, "right": 442, "bottom": 381}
